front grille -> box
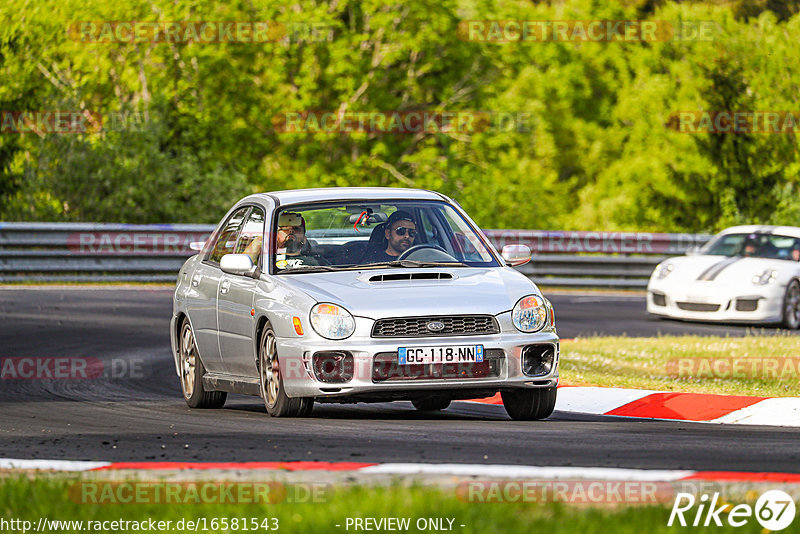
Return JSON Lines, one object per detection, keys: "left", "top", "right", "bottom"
{"left": 650, "top": 292, "right": 666, "bottom": 307}
{"left": 372, "top": 315, "right": 499, "bottom": 338}
{"left": 372, "top": 349, "right": 505, "bottom": 382}
{"left": 736, "top": 298, "right": 760, "bottom": 312}
{"left": 676, "top": 302, "right": 720, "bottom": 312}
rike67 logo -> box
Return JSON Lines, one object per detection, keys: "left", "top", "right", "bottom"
{"left": 668, "top": 490, "right": 796, "bottom": 530}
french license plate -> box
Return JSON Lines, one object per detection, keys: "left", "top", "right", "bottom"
{"left": 398, "top": 345, "right": 484, "bottom": 365}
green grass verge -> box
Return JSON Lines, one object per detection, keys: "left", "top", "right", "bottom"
{"left": 0, "top": 476, "right": 766, "bottom": 534}
{"left": 561, "top": 335, "right": 800, "bottom": 397}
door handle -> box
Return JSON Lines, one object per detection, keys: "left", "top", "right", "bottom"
{"left": 220, "top": 279, "right": 231, "bottom": 294}
{"left": 191, "top": 273, "right": 202, "bottom": 287}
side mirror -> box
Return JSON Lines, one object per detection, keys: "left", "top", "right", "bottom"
{"left": 501, "top": 244, "right": 531, "bottom": 267}
{"left": 220, "top": 254, "right": 256, "bottom": 277}
{"left": 189, "top": 241, "right": 205, "bottom": 252}
{"left": 685, "top": 245, "right": 701, "bottom": 256}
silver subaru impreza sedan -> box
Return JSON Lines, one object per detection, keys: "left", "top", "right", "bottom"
{"left": 170, "top": 187, "right": 559, "bottom": 420}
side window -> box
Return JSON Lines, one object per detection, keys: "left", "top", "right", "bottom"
{"left": 705, "top": 234, "right": 742, "bottom": 256}
{"left": 207, "top": 207, "right": 250, "bottom": 264}
{"left": 235, "top": 207, "right": 265, "bottom": 266}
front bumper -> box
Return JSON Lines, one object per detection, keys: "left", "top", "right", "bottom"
{"left": 646, "top": 281, "right": 784, "bottom": 323}
{"left": 276, "top": 329, "right": 559, "bottom": 399}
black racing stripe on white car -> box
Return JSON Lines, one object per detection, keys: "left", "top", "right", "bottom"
{"left": 696, "top": 257, "right": 741, "bottom": 281}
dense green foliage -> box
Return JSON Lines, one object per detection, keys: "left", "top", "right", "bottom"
{"left": 1, "top": 0, "right": 798, "bottom": 230}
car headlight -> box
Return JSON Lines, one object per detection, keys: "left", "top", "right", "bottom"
{"left": 752, "top": 269, "right": 778, "bottom": 286}
{"left": 512, "top": 295, "right": 548, "bottom": 333}
{"left": 310, "top": 303, "right": 355, "bottom": 340}
{"left": 654, "top": 262, "right": 674, "bottom": 279}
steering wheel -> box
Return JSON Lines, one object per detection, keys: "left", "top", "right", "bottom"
{"left": 397, "top": 244, "right": 454, "bottom": 261}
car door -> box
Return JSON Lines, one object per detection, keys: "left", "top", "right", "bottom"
{"left": 218, "top": 206, "right": 265, "bottom": 378}
{"left": 186, "top": 206, "right": 249, "bottom": 374}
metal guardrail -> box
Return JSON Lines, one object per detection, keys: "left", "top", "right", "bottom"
{"left": 0, "top": 223, "right": 712, "bottom": 287}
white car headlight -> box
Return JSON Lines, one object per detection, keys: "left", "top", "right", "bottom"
{"left": 654, "top": 262, "right": 675, "bottom": 279}
{"left": 310, "top": 303, "right": 355, "bottom": 339}
{"left": 512, "top": 295, "right": 548, "bottom": 333}
{"left": 752, "top": 269, "right": 778, "bottom": 286}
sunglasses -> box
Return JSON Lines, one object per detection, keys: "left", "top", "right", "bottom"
{"left": 393, "top": 226, "right": 417, "bottom": 237}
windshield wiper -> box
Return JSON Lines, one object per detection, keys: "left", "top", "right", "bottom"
{"left": 278, "top": 265, "right": 343, "bottom": 274}
{"left": 280, "top": 261, "right": 470, "bottom": 273}
{"left": 350, "top": 260, "right": 468, "bottom": 269}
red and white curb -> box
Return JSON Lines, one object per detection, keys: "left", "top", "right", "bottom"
{"left": 466, "top": 387, "right": 800, "bottom": 427}
{"left": 3, "top": 459, "right": 800, "bottom": 483}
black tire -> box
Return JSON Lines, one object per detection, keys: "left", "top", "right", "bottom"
{"left": 501, "top": 387, "right": 557, "bottom": 421}
{"left": 411, "top": 396, "right": 451, "bottom": 411}
{"left": 783, "top": 280, "right": 800, "bottom": 330}
{"left": 179, "top": 318, "right": 227, "bottom": 409}
{"left": 258, "top": 322, "right": 313, "bottom": 417}
{"left": 297, "top": 398, "right": 315, "bottom": 417}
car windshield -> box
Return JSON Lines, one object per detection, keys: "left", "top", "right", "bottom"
{"left": 702, "top": 232, "right": 800, "bottom": 261}
{"left": 272, "top": 200, "right": 499, "bottom": 272}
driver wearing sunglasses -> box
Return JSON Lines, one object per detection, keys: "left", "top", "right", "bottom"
{"left": 362, "top": 210, "right": 417, "bottom": 263}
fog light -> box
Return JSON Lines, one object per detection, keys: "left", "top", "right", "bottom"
{"left": 521, "top": 344, "right": 555, "bottom": 377}
{"left": 651, "top": 292, "right": 666, "bottom": 306}
{"left": 735, "top": 298, "right": 760, "bottom": 312}
{"left": 312, "top": 351, "right": 354, "bottom": 383}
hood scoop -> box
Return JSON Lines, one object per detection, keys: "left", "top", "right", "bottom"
{"left": 369, "top": 272, "right": 454, "bottom": 283}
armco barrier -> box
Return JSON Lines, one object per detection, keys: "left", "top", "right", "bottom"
{"left": 0, "top": 223, "right": 712, "bottom": 287}
{"left": 0, "top": 223, "right": 212, "bottom": 283}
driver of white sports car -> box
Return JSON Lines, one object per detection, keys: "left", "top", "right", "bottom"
{"left": 361, "top": 210, "right": 417, "bottom": 263}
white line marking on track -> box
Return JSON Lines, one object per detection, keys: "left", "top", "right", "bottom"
{"left": 0, "top": 458, "right": 110, "bottom": 471}
{"left": 358, "top": 463, "right": 695, "bottom": 481}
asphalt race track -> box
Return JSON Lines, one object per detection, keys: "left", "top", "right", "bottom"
{"left": 1, "top": 287, "right": 798, "bottom": 472}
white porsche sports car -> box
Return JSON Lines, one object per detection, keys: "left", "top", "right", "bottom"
{"left": 647, "top": 225, "right": 800, "bottom": 328}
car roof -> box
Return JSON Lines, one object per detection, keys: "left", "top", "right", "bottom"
{"left": 718, "top": 225, "right": 800, "bottom": 239}
{"left": 245, "top": 187, "right": 447, "bottom": 206}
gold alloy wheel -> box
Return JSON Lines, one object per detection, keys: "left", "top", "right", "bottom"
{"left": 179, "top": 322, "right": 197, "bottom": 399}
{"left": 260, "top": 330, "right": 280, "bottom": 407}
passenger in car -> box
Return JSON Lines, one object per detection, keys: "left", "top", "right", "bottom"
{"left": 275, "top": 212, "right": 328, "bottom": 268}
